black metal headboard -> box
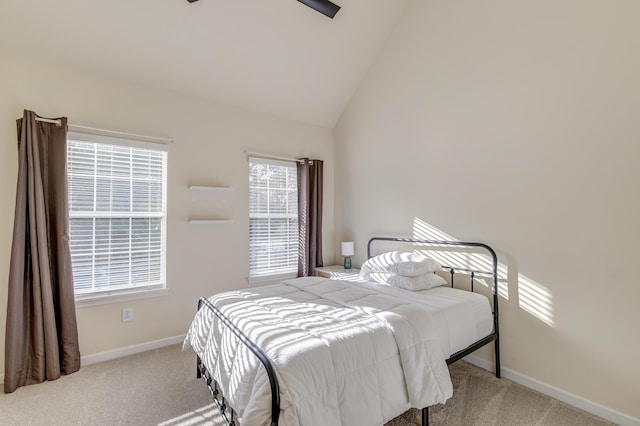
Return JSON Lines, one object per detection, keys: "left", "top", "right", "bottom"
{"left": 367, "top": 237, "right": 498, "bottom": 292}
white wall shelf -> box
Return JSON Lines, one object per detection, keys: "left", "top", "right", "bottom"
{"left": 188, "top": 219, "right": 234, "bottom": 224}
{"left": 189, "top": 185, "right": 234, "bottom": 203}
{"left": 188, "top": 186, "right": 233, "bottom": 192}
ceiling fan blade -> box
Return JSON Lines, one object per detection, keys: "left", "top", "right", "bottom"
{"left": 297, "top": 0, "right": 340, "bottom": 18}
{"left": 186, "top": 0, "right": 340, "bottom": 19}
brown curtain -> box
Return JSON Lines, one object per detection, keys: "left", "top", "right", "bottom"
{"left": 297, "top": 158, "right": 323, "bottom": 276}
{"left": 4, "top": 110, "right": 80, "bottom": 393}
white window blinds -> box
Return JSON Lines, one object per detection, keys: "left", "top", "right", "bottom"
{"left": 67, "top": 132, "right": 167, "bottom": 295}
{"left": 248, "top": 157, "right": 299, "bottom": 279}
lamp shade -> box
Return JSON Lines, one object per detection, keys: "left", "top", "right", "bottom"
{"left": 341, "top": 241, "right": 354, "bottom": 256}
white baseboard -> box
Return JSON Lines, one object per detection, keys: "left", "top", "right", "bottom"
{"left": 0, "top": 335, "right": 185, "bottom": 387}
{"left": 464, "top": 354, "right": 640, "bottom": 426}
{"left": 81, "top": 334, "right": 186, "bottom": 366}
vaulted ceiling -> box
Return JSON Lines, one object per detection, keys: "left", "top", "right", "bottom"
{"left": 0, "top": 0, "right": 410, "bottom": 128}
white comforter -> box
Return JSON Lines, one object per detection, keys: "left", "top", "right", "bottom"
{"left": 183, "top": 277, "right": 453, "bottom": 426}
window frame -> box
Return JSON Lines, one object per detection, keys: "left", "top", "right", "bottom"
{"left": 248, "top": 156, "right": 299, "bottom": 284}
{"left": 67, "top": 131, "right": 168, "bottom": 307}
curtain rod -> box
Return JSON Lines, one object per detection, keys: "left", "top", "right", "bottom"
{"left": 34, "top": 117, "right": 174, "bottom": 145}
{"left": 245, "top": 150, "right": 310, "bottom": 164}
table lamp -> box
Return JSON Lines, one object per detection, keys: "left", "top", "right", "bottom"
{"left": 341, "top": 241, "right": 354, "bottom": 270}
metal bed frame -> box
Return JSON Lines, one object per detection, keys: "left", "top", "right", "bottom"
{"left": 195, "top": 237, "right": 501, "bottom": 426}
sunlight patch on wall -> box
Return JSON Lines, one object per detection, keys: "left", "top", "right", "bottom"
{"left": 412, "top": 217, "right": 555, "bottom": 327}
{"left": 518, "top": 274, "right": 554, "bottom": 327}
{"left": 412, "top": 217, "right": 509, "bottom": 300}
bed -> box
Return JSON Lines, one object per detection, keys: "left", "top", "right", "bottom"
{"left": 183, "top": 237, "right": 501, "bottom": 426}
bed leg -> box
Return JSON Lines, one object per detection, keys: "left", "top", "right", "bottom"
{"left": 495, "top": 336, "right": 501, "bottom": 378}
{"left": 422, "top": 407, "right": 429, "bottom": 426}
{"left": 196, "top": 355, "right": 202, "bottom": 379}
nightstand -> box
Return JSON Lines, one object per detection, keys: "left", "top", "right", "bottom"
{"left": 315, "top": 265, "right": 362, "bottom": 280}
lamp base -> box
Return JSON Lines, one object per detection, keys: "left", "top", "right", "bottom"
{"left": 343, "top": 256, "right": 352, "bottom": 270}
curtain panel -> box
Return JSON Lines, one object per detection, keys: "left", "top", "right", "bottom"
{"left": 297, "top": 158, "right": 323, "bottom": 277}
{"left": 4, "top": 110, "right": 80, "bottom": 393}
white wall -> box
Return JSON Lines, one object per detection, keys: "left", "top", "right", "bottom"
{"left": 334, "top": 0, "right": 640, "bottom": 421}
{"left": 0, "top": 52, "right": 334, "bottom": 370}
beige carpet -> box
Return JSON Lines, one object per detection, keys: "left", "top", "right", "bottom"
{"left": 0, "top": 344, "right": 613, "bottom": 426}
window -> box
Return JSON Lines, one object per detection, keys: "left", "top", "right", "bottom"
{"left": 248, "top": 157, "right": 298, "bottom": 281}
{"left": 67, "top": 132, "right": 168, "bottom": 303}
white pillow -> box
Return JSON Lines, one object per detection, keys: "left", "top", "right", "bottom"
{"left": 360, "top": 251, "right": 442, "bottom": 276}
{"left": 364, "top": 271, "right": 447, "bottom": 291}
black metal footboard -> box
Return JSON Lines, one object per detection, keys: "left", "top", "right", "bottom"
{"left": 196, "top": 297, "right": 280, "bottom": 426}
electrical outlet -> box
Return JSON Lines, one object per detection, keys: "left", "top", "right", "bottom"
{"left": 122, "top": 307, "right": 133, "bottom": 322}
